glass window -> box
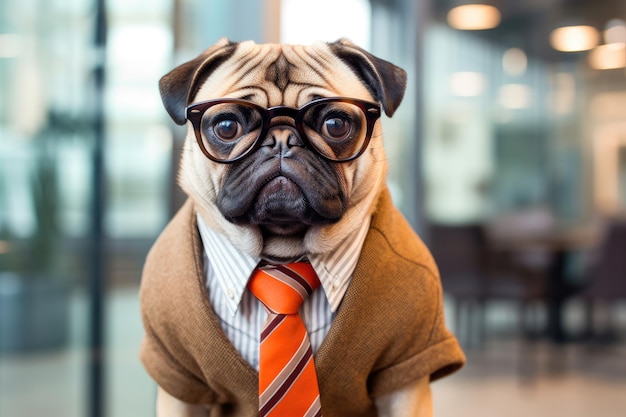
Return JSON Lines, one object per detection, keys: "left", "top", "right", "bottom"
{"left": 1, "top": 1, "right": 94, "bottom": 416}
{"left": 281, "top": 0, "right": 371, "bottom": 47}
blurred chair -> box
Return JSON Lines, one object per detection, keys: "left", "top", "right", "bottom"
{"left": 428, "top": 223, "right": 547, "bottom": 349}
{"left": 428, "top": 224, "right": 487, "bottom": 347}
{"left": 582, "top": 222, "right": 626, "bottom": 341}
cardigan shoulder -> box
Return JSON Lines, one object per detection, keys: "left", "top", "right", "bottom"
{"left": 369, "top": 188, "right": 439, "bottom": 277}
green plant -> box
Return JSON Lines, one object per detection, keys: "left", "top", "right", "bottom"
{"left": 2, "top": 110, "right": 89, "bottom": 278}
{"left": 28, "top": 140, "right": 60, "bottom": 274}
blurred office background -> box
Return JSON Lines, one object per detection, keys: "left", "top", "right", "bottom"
{"left": 1, "top": 0, "right": 625, "bottom": 416}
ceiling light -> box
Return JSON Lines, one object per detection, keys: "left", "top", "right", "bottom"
{"left": 449, "top": 72, "right": 487, "bottom": 97}
{"left": 447, "top": 4, "right": 501, "bottom": 31}
{"left": 589, "top": 43, "right": 626, "bottom": 70}
{"left": 502, "top": 48, "right": 527, "bottom": 76}
{"left": 499, "top": 84, "right": 532, "bottom": 109}
{"left": 550, "top": 25, "right": 600, "bottom": 52}
{"left": 604, "top": 19, "right": 626, "bottom": 45}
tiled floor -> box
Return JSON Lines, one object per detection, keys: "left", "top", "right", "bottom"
{"left": 433, "top": 341, "right": 626, "bottom": 417}
{"left": 0, "top": 287, "right": 155, "bottom": 417}
{"left": 434, "top": 373, "right": 626, "bottom": 417}
{"left": 1, "top": 288, "right": 625, "bottom": 416}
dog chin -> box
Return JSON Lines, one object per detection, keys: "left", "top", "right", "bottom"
{"left": 260, "top": 234, "right": 310, "bottom": 263}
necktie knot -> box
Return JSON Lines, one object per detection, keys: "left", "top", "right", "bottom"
{"left": 248, "top": 262, "right": 320, "bottom": 315}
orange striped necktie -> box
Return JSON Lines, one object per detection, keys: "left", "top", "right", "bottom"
{"left": 248, "top": 262, "right": 323, "bottom": 417}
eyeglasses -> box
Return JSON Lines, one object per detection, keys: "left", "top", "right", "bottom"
{"left": 186, "top": 97, "right": 381, "bottom": 163}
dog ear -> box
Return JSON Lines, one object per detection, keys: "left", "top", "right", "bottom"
{"left": 329, "top": 39, "right": 407, "bottom": 117}
{"left": 159, "top": 38, "right": 237, "bottom": 125}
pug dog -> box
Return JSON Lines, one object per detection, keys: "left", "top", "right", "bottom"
{"left": 140, "top": 38, "right": 464, "bottom": 417}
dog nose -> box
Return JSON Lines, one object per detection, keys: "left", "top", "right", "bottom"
{"left": 262, "top": 125, "right": 304, "bottom": 155}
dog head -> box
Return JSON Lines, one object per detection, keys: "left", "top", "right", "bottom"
{"left": 160, "top": 38, "right": 406, "bottom": 262}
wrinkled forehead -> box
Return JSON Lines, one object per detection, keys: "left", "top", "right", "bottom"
{"left": 193, "top": 42, "right": 374, "bottom": 108}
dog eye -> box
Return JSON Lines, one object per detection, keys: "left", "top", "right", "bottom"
{"left": 213, "top": 119, "right": 243, "bottom": 141}
{"left": 322, "top": 117, "right": 351, "bottom": 141}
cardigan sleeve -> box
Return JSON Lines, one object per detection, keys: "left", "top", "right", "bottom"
{"left": 366, "top": 269, "right": 465, "bottom": 397}
{"left": 140, "top": 316, "right": 216, "bottom": 405}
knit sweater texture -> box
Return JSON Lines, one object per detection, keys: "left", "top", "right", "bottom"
{"left": 140, "top": 188, "right": 466, "bottom": 417}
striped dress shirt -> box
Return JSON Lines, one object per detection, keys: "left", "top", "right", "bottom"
{"left": 197, "top": 215, "right": 371, "bottom": 371}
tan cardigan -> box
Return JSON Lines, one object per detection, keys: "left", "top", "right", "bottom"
{"left": 140, "top": 188, "right": 465, "bottom": 417}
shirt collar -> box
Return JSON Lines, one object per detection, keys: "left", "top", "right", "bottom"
{"left": 197, "top": 214, "right": 371, "bottom": 316}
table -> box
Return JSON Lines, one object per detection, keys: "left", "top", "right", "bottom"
{"left": 486, "top": 212, "right": 602, "bottom": 343}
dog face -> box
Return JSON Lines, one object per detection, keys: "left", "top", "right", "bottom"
{"left": 160, "top": 38, "right": 406, "bottom": 262}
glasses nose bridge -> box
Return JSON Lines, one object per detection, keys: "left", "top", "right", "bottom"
{"left": 265, "top": 106, "right": 300, "bottom": 124}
